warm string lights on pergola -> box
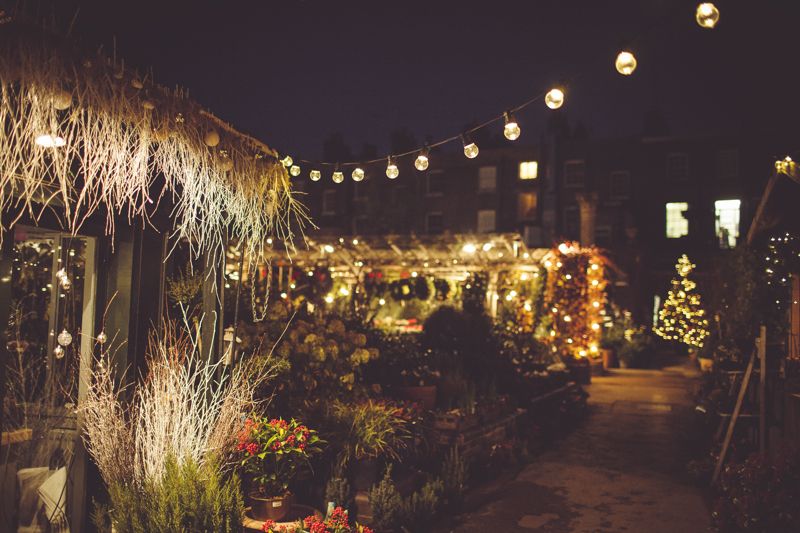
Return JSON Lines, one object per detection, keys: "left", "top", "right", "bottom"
{"left": 279, "top": 3, "right": 721, "bottom": 184}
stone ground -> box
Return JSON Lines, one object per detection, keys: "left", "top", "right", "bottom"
{"left": 435, "top": 354, "right": 713, "bottom": 533}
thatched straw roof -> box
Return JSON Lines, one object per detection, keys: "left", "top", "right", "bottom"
{"left": 0, "top": 13, "right": 309, "bottom": 262}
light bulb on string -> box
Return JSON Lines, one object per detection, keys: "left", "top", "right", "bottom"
{"left": 415, "top": 144, "right": 430, "bottom": 171}
{"left": 462, "top": 133, "right": 479, "bottom": 159}
{"left": 696, "top": 3, "right": 720, "bottom": 28}
{"left": 503, "top": 111, "right": 520, "bottom": 140}
{"left": 332, "top": 164, "right": 344, "bottom": 184}
{"left": 615, "top": 51, "right": 637, "bottom": 75}
{"left": 97, "top": 331, "right": 108, "bottom": 344}
{"left": 352, "top": 166, "right": 365, "bottom": 182}
{"left": 281, "top": 155, "right": 293, "bottom": 167}
{"left": 545, "top": 88, "right": 564, "bottom": 109}
{"left": 290, "top": 165, "right": 301, "bottom": 177}
{"left": 386, "top": 156, "right": 399, "bottom": 179}
{"left": 310, "top": 169, "right": 321, "bottom": 181}
{"left": 54, "top": 345, "right": 64, "bottom": 359}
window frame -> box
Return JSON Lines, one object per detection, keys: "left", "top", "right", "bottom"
{"left": 519, "top": 161, "right": 538, "bottom": 180}
{"left": 564, "top": 159, "right": 586, "bottom": 188}
{"left": 563, "top": 205, "right": 580, "bottom": 240}
{"left": 478, "top": 165, "right": 497, "bottom": 193}
{"left": 322, "top": 189, "right": 336, "bottom": 216}
{"left": 665, "top": 202, "right": 689, "bottom": 238}
{"left": 425, "top": 212, "right": 443, "bottom": 234}
{"left": 517, "top": 192, "right": 538, "bottom": 222}
{"left": 477, "top": 209, "right": 497, "bottom": 234}
{"left": 426, "top": 170, "right": 444, "bottom": 196}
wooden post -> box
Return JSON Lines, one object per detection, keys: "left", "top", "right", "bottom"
{"left": 759, "top": 325, "right": 766, "bottom": 455}
{"left": 711, "top": 347, "right": 757, "bottom": 488}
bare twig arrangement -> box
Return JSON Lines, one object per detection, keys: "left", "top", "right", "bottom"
{"left": 0, "top": 14, "right": 312, "bottom": 265}
{"left": 81, "top": 314, "right": 276, "bottom": 487}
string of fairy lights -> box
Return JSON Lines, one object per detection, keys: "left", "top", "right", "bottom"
{"left": 276, "top": 3, "right": 722, "bottom": 184}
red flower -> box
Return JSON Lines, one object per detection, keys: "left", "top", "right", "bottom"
{"left": 262, "top": 520, "right": 276, "bottom": 532}
{"left": 246, "top": 443, "right": 260, "bottom": 456}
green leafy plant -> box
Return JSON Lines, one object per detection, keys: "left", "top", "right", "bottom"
{"left": 92, "top": 454, "right": 244, "bottom": 533}
{"left": 325, "top": 463, "right": 353, "bottom": 511}
{"left": 327, "top": 400, "right": 410, "bottom": 463}
{"left": 368, "top": 467, "right": 403, "bottom": 531}
{"left": 401, "top": 477, "right": 443, "bottom": 532}
{"left": 441, "top": 447, "right": 468, "bottom": 506}
{"left": 236, "top": 417, "right": 323, "bottom": 497}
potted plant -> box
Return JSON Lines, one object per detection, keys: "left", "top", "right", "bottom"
{"left": 262, "top": 506, "right": 374, "bottom": 533}
{"left": 237, "top": 417, "right": 324, "bottom": 521}
{"left": 326, "top": 400, "right": 410, "bottom": 491}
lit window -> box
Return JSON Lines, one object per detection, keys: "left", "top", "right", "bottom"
{"left": 609, "top": 171, "right": 630, "bottom": 200}
{"left": 426, "top": 212, "right": 443, "bottom": 234}
{"left": 517, "top": 193, "right": 538, "bottom": 221}
{"left": 426, "top": 170, "right": 444, "bottom": 195}
{"left": 667, "top": 153, "right": 688, "bottom": 181}
{"left": 715, "top": 199, "right": 740, "bottom": 248}
{"left": 477, "top": 210, "right": 496, "bottom": 234}
{"left": 564, "top": 160, "right": 585, "bottom": 187}
{"left": 666, "top": 202, "right": 689, "bottom": 238}
{"left": 519, "top": 161, "right": 538, "bottom": 180}
{"left": 322, "top": 190, "right": 336, "bottom": 215}
{"left": 478, "top": 166, "right": 497, "bottom": 192}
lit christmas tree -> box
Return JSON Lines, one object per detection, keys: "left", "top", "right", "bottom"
{"left": 654, "top": 255, "right": 709, "bottom": 347}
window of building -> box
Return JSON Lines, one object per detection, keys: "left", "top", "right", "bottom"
{"left": 519, "top": 161, "right": 538, "bottom": 180}
{"left": 478, "top": 166, "right": 497, "bottom": 192}
{"left": 564, "top": 160, "right": 586, "bottom": 187}
{"left": 717, "top": 149, "right": 739, "bottom": 179}
{"left": 594, "top": 226, "right": 612, "bottom": 247}
{"left": 715, "top": 199, "right": 741, "bottom": 248}
{"left": 564, "top": 206, "right": 580, "bottom": 240}
{"left": 610, "top": 171, "right": 630, "bottom": 200}
{"left": 426, "top": 212, "right": 443, "bottom": 234}
{"left": 477, "top": 209, "right": 496, "bottom": 234}
{"left": 666, "top": 202, "right": 689, "bottom": 238}
{"left": 517, "top": 192, "right": 538, "bottom": 221}
{"left": 322, "top": 190, "right": 336, "bottom": 215}
{"left": 426, "top": 170, "right": 444, "bottom": 195}
{"left": 667, "top": 153, "right": 688, "bottom": 181}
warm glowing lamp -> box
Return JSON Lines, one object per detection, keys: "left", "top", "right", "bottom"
{"left": 696, "top": 3, "right": 720, "bottom": 28}
{"left": 462, "top": 133, "right": 479, "bottom": 159}
{"left": 386, "top": 156, "right": 399, "bottom": 179}
{"left": 615, "top": 51, "right": 637, "bottom": 75}
{"left": 545, "top": 88, "right": 564, "bottom": 109}
{"left": 503, "top": 111, "right": 520, "bottom": 140}
{"left": 310, "top": 169, "right": 321, "bottom": 181}
{"left": 290, "top": 165, "right": 301, "bottom": 176}
{"left": 332, "top": 164, "right": 344, "bottom": 183}
{"left": 415, "top": 144, "right": 430, "bottom": 171}
{"left": 352, "top": 167, "right": 365, "bottom": 182}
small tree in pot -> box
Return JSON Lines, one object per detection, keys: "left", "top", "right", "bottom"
{"left": 237, "top": 417, "right": 324, "bottom": 521}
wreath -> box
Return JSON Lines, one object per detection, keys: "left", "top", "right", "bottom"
{"left": 390, "top": 279, "right": 415, "bottom": 301}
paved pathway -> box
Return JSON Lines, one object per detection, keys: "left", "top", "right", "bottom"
{"left": 446, "top": 357, "right": 713, "bottom": 533}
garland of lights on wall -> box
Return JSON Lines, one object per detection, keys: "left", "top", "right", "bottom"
{"left": 542, "top": 242, "right": 609, "bottom": 359}
{"left": 276, "top": 3, "right": 722, "bottom": 183}
{"left": 654, "top": 255, "right": 710, "bottom": 347}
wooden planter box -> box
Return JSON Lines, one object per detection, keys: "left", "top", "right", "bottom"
{"left": 433, "top": 412, "right": 478, "bottom": 432}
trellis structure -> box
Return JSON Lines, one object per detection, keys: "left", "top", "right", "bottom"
{"left": 240, "top": 233, "right": 549, "bottom": 317}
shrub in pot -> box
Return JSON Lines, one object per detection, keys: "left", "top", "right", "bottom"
{"left": 237, "top": 417, "right": 323, "bottom": 521}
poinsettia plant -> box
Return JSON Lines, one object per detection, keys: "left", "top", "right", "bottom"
{"left": 262, "top": 507, "right": 373, "bottom": 533}
{"left": 237, "top": 417, "right": 323, "bottom": 497}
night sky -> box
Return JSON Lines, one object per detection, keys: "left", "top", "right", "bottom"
{"left": 33, "top": 0, "right": 800, "bottom": 162}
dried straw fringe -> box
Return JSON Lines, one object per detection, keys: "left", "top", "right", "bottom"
{"left": 0, "top": 17, "right": 312, "bottom": 264}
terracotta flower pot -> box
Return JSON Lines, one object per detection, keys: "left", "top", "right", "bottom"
{"left": 248, "top": 491, "right": 293, "bottom": 522}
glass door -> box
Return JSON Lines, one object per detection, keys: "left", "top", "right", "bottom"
{"left": 1, "top": 226, "right": 96, "bottom": 533}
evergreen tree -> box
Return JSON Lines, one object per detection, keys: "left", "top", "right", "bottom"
{"left": 654, "top": 255, "right": 709, "bottom": 347}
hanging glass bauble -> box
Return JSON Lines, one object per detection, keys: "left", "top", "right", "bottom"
{"left": 54, "top": 345, "right": 64, "bottom": 359}
{"left": 97, "top": 331, "right": 108, "bottom": 344}
{"left": 60, "top": 277, "right": 71, "bottom": 290}
{"left": 57, "top": 329, "right": 73, "bottom": 346}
